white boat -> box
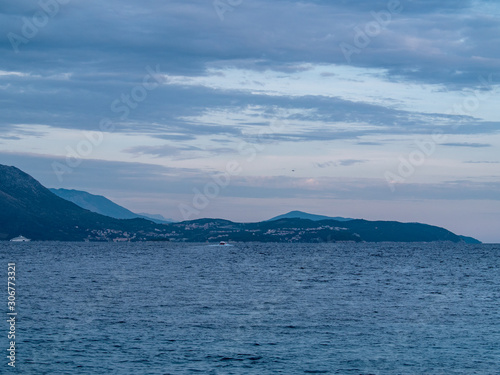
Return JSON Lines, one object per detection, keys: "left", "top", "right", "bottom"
{"left": 219, "top": 241, "right": 227, "bottom": 245}
{"left": 10, "top": 235, "right": 31, "bottom": 242}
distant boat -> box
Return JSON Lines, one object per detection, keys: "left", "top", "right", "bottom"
{"left": 10, "top": 235, "right": 31, "bottom": 242}
{"left": 219, "top": 241, "right": 227, "bottom": 246}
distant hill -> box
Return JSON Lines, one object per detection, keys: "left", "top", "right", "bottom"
{"left": 0, "top": 165, "right": 160, "bottom": 241}
{"left": 165, "top": 217, "right": 476, "bottom": 243}
{"left": 0, "top": 164, "right": 482, "bottom": 243}
{"left": 458, "top": 235, "right": 482, "bottom": 244}
{"left": 49, "top": 188, "right": 172, "bottom": 223}
{"left": 268, "top": 210, "right": 353, "bottom": 222}
{"left": 137, "top": 213, "right": 172, "bottom": 223}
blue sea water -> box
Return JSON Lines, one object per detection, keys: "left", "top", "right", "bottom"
{"left": 1, "top": 242, "right": 499, "bottom": 374}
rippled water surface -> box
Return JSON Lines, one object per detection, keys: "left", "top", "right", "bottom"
{"left": 1, "top": 242, "right": 499, "bottom": 374}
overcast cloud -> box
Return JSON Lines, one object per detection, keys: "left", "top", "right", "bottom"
{"left": 1, "top": 0, "right": 499, "bottom": 242}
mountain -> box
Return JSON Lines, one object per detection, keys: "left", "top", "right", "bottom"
{"left": 49, "top": 188, "right": 172, "bottom": 223}
{"left": 0, "top": 164, "right": 481, "bottom": 243}
{"left": 163, "top": 217, "right": 473, "bottom": 243}
{"left": 0, "top": 165, "right": 163, "bottom": 241}
{"left": 137, "top": 213, "right": 172, "bottom": 223}
{"left": 458, "top": 235, "right": 482, "bottom": 244}
{"left": 268, "top": 210, "right": 353, "bottom": 222}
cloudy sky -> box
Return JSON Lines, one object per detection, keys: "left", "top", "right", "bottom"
{"left": 1, "top": 0, "right": 499, "bottom": 242}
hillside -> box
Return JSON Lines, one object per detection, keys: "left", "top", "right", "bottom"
{"left": 0, "top": 165, "right": 162, "bottom": 241}
{"left": 268, "top": 210, "right": 352, "bottom": 222}
{"left": 162, "top": 217, "right": 467, "bottom": 243}
{"left": 49, "top": 188, "right": 171, "bottom": 223}
{"left": 0, "top": 165, "right": 480, "bottom": 243}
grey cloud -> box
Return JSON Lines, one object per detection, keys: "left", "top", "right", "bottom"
{"left": 208, "top": 175, "right": 500, "bottom": 202}
{"left": 357, "top": 141, "right": 383, "bottom": 146}
{"left": 316, "top": 159, "right": 367, "bottom": 168}
{"left": 440, "top": 142, "right": 491, "bottom": 148}
{"left": 1, "top": 0, "right": 499, "bottom": 88}
{"left": 1, "top": 72, "right": 498, "bottom": 150}
{"left": 3, "top": 151, "right": 500, "bottom": 207}
{"left": 123, "top": 144, "right": 203, "bottom": 158}
{"left": 463, "top": 160, "right": 499, "bottom": 164}
{"left": 122, "top": 144, "right": 236, "bottom": 159}
{"left": 1, "top": 0, "right": 499, "bottom": 145}
{"left": 0, "top": 151, "right": 208, "bottom": 195}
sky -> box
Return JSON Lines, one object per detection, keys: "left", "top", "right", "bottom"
{"left": 0, "top": 0, "right": 499, "bottom": 242}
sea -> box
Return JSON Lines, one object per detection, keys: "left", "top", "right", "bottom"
{"left": 1, "top": 242, "right": 499, "bottom": 375}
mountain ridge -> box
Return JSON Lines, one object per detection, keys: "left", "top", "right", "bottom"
{"left": 268, "top": 210, "right": 353, "bottom": 222}
{"left": 0, "top": 164, "right": 481, "bottom": 243}
{"left": 49, "top": 188, "right": 172, "bottom": 223}
{"left": 0, "top": 165, "right": 159, "bottom": 241}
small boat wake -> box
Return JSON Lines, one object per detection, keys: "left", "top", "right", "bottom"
{"left": 207, "top": 241, "right": 233, "bottom": 247}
